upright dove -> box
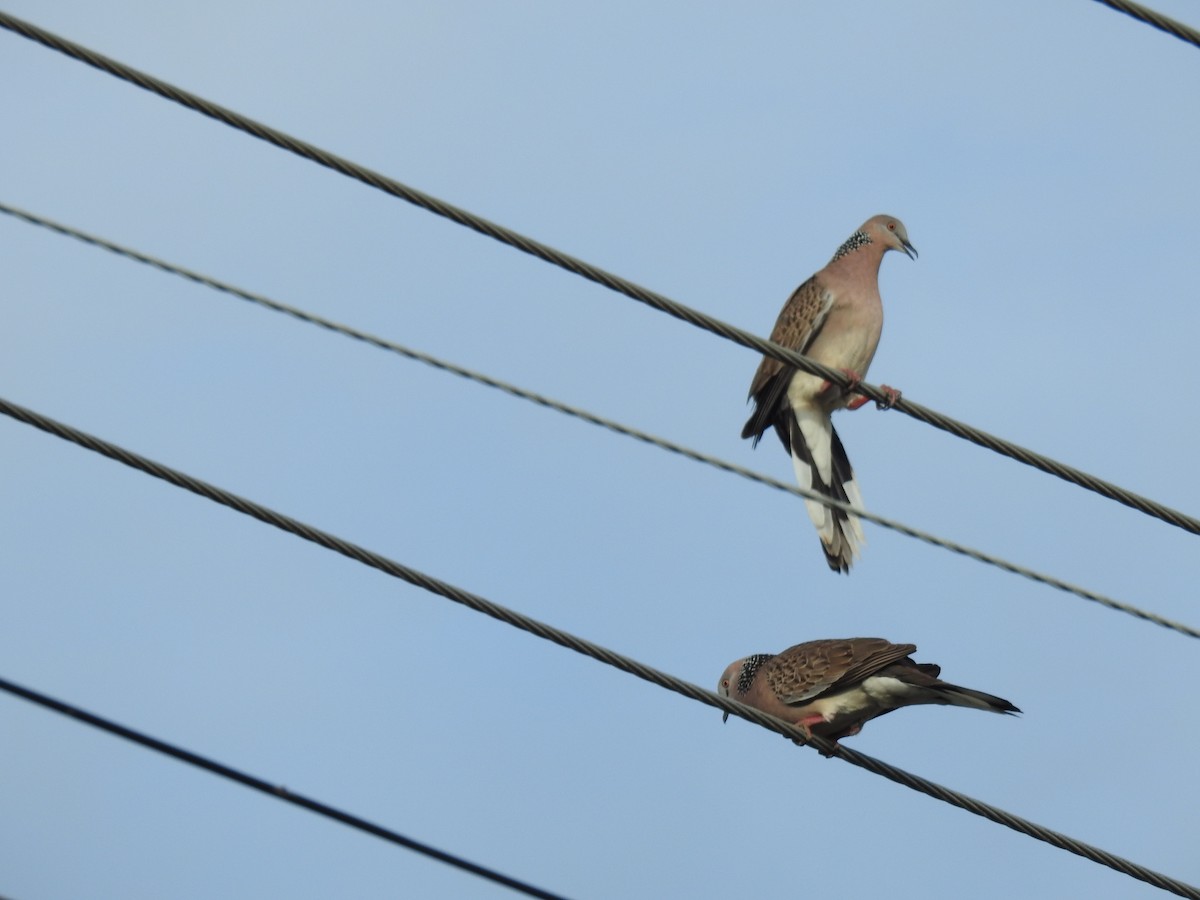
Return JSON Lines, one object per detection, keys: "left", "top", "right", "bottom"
{"left": 742, "top": 215, "right": 915, "bottom": 573}
{"left": 717, "top": 637, "right": 1018, "bottom": 749}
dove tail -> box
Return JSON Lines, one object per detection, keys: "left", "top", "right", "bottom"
{"left": 787, "top": 409, "right": 865, "bottom": 573}
{"left": 937, "top": 684, "right": 1022, "bottom": 715}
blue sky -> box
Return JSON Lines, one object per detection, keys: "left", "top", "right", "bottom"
{"left": 2, "top": 2, "right": 1198, "bottom": 898}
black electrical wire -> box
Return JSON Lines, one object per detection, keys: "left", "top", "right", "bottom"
{"left": 1090, "top": 0, "right": 1200, "bottom": 48}
{"left": 1, "top": 394, "right": 1197, "bottom": 899}
{"left": 0, "top": 676, "right": 568, "bottom": 900}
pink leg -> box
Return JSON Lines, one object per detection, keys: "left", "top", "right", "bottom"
{"left": 793, "top": 715, "right": 856, "bottom": 757}
{"left": 820, "top": 368, "right": 862, "bottom": 397}
{"left": 787, "top": 713, "right": 833, "bottom": 752}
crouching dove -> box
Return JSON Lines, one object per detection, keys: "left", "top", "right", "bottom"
{"left": 718, "top": 637, "right": 1018, "bottom": 750}
{"left": 742, "top": 215, "right": 915, "bottom": 573}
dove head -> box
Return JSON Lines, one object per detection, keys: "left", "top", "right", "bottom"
{"left": 717, "top": 654, "right": 773, "bottom": 723}
{"left": 865, "top": 214, "right": 917, "bottom": 260}
{"left": 717, "top": 660, "right": 743, "bottom": 723}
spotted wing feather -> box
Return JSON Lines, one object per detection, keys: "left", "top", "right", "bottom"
{"left": 741, "top": 277, "right": 832, "bottom": 444}
{"left": 764, "top": 637, "right": 917, "bottom": 706}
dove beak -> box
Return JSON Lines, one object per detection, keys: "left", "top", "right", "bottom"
{"left": 901, "top": 239, "right": 917, "bottom": 260}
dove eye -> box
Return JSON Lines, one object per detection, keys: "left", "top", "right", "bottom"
{"left": 887, "top": 222, "right": 896, "bottom": 231}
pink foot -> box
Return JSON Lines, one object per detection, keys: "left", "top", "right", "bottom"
{"left": 845, "top": 394, "right": 870, "bottom": 411}
{"left": 875, "top": 384, "right": 902, "bottom": 411}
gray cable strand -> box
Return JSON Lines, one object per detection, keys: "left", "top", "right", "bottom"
{"left": 1090, "top": 0, "right": 1200, "bottom": 49}
{"left": 0, "top": 395, "right": 1196, "bottom": 899}
{"left": 4, "top": 201, "right": 1196, "bottom": 640}
{"left": 0, "top": 677, "right": 567, "bottom": 900}
{"left": 2, "top": 11, "right": 1198, "bottom": 540}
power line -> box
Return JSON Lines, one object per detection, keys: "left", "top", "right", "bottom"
{"left": 1091, "top": 0, "right": 1200, "bottom": 49}
{"left": 0, "top": 676, "right": 568, "bottom": 900}
{"left": 1, "top": 395, "right": 1197, "bottom": 899}
{"left": 4, "top": 200, "right": 1196, "bottom": 641}
{"left": 2, "top": 12, "right": 1198, "bottom": 543}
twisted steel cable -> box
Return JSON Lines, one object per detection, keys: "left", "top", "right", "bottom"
{"left": 1, "top": 395, "right": 1197, "bottom": 899}
{"left": 1090, "top": 0, "right": 1200, "bottom": 48}
{"left": 0, "top": 676, "right": 567, "bottom": 900}
{"left": 4, "top": 201, "right": 1197, "bottom": 640}
{"left": 2, "top": 11, "right": 1199, "bottom": 540}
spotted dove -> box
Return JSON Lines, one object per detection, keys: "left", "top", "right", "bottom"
{"left": 718, "top": 637, "right": 1018, "bottom": 750}
{"left": 742, "top": 215, "right": 915, "bottom": 573}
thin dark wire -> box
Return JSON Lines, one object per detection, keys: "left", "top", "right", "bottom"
{"left": 0, "top": 677, "right": 566, "bottom": 900}
{"left": 1, "top": 396, "right": 1197, "bottom": 900}
{"left": 1090, "top": 0, "right": 1200, "bottom": 49}
{"left": 4, "top": 201, "right": 1196, "bottom": 641}
{"left": 2, "top": 12, "right": 1198, "bottom": 541}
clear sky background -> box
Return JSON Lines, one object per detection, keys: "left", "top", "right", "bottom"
{"left": 1, "top": 2, "right": 1198, "bottom": 898}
